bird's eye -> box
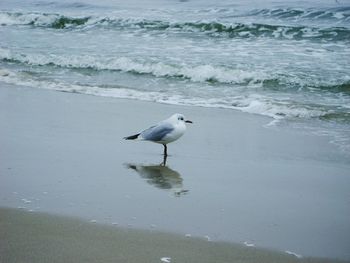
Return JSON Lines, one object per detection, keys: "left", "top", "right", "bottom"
{"left": 179, "top": 117, "right": 184, "bottom": 121}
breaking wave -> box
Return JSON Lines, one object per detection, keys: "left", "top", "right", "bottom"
{"left": 1, "top": 48, "right": 349, "bottom": 94}
{"left": 0, "top": 48, "right": 270, "bottom": 84}
{"left": 1, "top": 11, "right": 349, "bottom": 41}
{"left": 0, "top": 12, "right": 89, "bottom": 29}
{"left": 0, "top": 68, "right": 335, "bottom": 121}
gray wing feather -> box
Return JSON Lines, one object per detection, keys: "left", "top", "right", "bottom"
{"left": 141, "top": 123, "right": 174, "bottom": 142}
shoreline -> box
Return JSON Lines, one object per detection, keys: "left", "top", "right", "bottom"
{"left": 1, "top": 82, "right": 350, "bottom": 260}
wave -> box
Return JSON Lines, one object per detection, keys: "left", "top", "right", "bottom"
{"left": 196, "top": 6, "right": 350, "bottom": 22}
{"left": 0, "top": 68, "right": 335, "bottom": 121}
{"left": 1, "top": 11, "right": 349, "bottom": 41}
{"left": 318, "top": 82, "right": 350, "bottom": 94}
{"left": 0, "top": 49, "right": 269, "bottom": 85}
{"left": 0, "top": 12, "right": 90, "bottom": 29}
{"left": 262, "top": 79, "right": 350, "bottom": 96}
{"left": 246, "top": 7, "right": 350, "bottom": 22}
{"left": 1, "top": 48, "right": 350, "bottom": 94}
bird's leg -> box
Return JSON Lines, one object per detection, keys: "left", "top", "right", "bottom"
{"left": 163, "top": 144, "right": 168, "bottom": 157}
{"left": 161, "top": 154, "right": 167, "bottom": 166}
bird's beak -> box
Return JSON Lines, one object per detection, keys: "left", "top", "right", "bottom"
{"left": 185, "top": 120, "right": 193, "bottom": 124}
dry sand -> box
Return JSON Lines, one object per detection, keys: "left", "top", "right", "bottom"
{"left": 0, "top": 207, "right": 343, "bottom": 263}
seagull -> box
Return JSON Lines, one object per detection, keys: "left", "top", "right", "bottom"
{"left": 124, "top": 113, "right": 192, "bottom": 156}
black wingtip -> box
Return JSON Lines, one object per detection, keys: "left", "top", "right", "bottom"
{"left": 124, "top": 133, "right": 140, "bottom": 140}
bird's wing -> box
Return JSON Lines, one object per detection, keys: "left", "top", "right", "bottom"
{"left": 140, "top": 122, "right": 174, "bottom": 142}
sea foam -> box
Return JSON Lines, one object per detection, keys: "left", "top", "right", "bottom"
{"left": 0, "top": 68, "right": 330, "bottom": 122}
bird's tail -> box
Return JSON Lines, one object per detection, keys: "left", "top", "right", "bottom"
{"left": 124, "top": 133, "right": 140, "bottom": 140}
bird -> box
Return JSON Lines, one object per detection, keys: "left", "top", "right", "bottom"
{"left": 124, "top": 113, "right": 192, "bottom": 157}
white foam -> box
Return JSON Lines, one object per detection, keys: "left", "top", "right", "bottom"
{"left": 285, "top": 250, "right": 303, "bottom": 258}
{"left": 160, "top": 257, "right": 171, "bottom": 263}
{"left": 243, "top": 241, "right": 255, "bottom": 247}
{"left": 234, "top": 98, "right": 326, "bottom": 119}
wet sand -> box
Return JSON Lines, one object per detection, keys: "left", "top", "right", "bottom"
{"left": 0, "top": 207, "right": 343, "bottom": 263}
{"left": 1, "top": 83, "right": 350, "bottom": 261}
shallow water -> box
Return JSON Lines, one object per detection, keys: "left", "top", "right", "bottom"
{"left": 0, "top": 0, "right": 350, "bottom": 152}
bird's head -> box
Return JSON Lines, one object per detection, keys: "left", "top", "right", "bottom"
{"left": 170, "top": 113, "right": 193, "bottom": 124}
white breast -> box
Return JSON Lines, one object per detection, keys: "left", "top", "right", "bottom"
{"left": 162, "top": 122, "right": 186, "bottom": 144}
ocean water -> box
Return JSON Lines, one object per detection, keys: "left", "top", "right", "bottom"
{"left": 1, "top": 0, "right": 349, "bottom": 152}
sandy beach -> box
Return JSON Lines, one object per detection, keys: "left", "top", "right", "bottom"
{"left": 1, "top": 83, "right": 350, "bottom": 262}
{"left": 1, "top": 207, "right": 343, "bottom": 263}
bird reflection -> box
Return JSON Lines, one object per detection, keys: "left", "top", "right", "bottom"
{"left": 125, "top": 160, "right": 188, "bottom": 196}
